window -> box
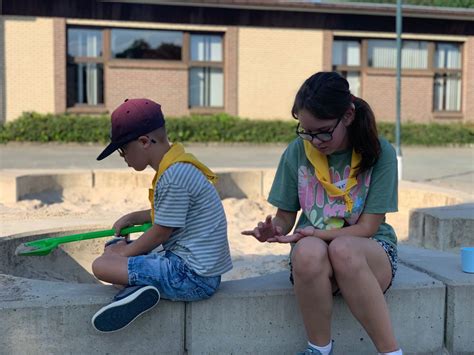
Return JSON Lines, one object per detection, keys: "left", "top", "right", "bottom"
{"left": 332, "top": 40, "right": 361, "bottom": 96}
{"left": 189, "top": 34, "right": 224, "bottom": 108}
{"left": 368, "top": 39, "right": 428, "bottom": 69}
{"left": 67, "top": 28, "right": 104, "bottom": 107}
{"left": 111, "top": 29, "right": 182, "bottom": 60}
{"left": 433, "top": 43, "right": 462, "bottom": 112}
{"left": 66, "top": 26, "right": 225, "bottom": 111}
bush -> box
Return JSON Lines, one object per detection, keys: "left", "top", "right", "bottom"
{"left": 0, "top": 112, "right": 473, "bottom": 146}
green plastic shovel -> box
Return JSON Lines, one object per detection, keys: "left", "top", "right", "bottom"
{"left": 15, "top": 223, "right": 152, "bottom": 256}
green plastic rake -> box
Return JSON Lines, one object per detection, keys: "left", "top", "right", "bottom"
{"left": 15, "top": 223, "right": 152, "bottom": 256}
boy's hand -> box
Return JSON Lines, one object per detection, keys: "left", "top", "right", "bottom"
{"left": 241, "top": 215, "right": 283, "bottom": 242}
{"left": 104, "top": 240, "right": 130, "bottom": 257}
{"left": 112, "top": 214, "right": 134, "bottom": 236}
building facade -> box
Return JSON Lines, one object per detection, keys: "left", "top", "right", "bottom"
{"left": 1, "top": 0, "right": 473, "bottom": 123}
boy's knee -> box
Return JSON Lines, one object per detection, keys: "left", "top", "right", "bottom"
{"left": 92, "top": 256, "right": 106, "bottom": 279}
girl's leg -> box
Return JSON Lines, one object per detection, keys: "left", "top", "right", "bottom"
{"left": 328, "top": 236, "right": 398, "bottom": 353}
{"left": 291, "top": 237, "right": 337, "bottom": 346}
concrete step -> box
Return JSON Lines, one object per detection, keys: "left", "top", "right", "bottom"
{"left": 1, "top": 262, "right": 446, "bottom": 354}
{"left": 408, "top": 203, "right": 474, "bottom": 250}
{"left": 399, "top": 245, "right": 474, "bottom": 355}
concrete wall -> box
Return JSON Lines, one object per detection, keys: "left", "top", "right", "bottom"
{"left": 237, "top": 27, "right": 324, "bottom": 120}
{"left": 3, "top": 16, "right": 56, "bottom": 122}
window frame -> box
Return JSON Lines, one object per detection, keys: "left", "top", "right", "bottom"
{"left": 332, "top": 37, "right": 363, "bottom": 97}
{"left": 332, "top": 36, "right": 464, "bottom": 116}
{"left": 66, "top": 26, "right": 225, "bottom": 113}
{"left": 188, "top": 32, "right": 225, "bottom": 112}
{"left": 66, "top": 26, "right": 106, "bottom": 112}
{"left": 432, "top": 42, "right": 463, "bottom": 114}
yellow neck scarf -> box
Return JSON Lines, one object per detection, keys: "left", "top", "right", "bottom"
{"left": 149, "top": 143, "right": 218, "bottom": 221}
{"left": 303, "top": 140, "right": 361, "bottom": 213}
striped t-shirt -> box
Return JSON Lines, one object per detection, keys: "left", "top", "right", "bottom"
{"left": 153, "top": 163, "right": 233, "bottom": 277}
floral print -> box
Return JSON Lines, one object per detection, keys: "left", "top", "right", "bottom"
{"left": 298, "top": 162, "right": 373, "bottom": 230}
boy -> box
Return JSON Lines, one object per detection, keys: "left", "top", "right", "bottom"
{"left": 92, "top": 98, "right": 232, "bottom": 332}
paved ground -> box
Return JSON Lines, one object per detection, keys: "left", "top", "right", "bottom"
{"left": 1, "top": 142, "right": 473, "bottom": 192}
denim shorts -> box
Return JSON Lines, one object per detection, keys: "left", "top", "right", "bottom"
{"left": 128, "top": 251, "right": 221, "bottom": 302}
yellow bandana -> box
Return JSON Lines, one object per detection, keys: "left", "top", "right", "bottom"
{"left": 149, "top": 143, "right": 218, "bottom": 221}
{"left": 303, "top": 140, "right": 361, "bottom": 213}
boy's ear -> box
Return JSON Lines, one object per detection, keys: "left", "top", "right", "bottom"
{"left": 137, "top": 135, "right": 152, "bottom": 147}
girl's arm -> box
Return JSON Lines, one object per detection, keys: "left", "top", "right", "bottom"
{"left": 242, "top": 208, "right": 297, "bottom": 242}
{"left": 311, "top": 213, "right": 385, "bottom": 242}
{"left": 269, "top": 213, "right": 385, "bottom": 243}
{"left": 273, "top": 208, "right": 298, "bottom": 235}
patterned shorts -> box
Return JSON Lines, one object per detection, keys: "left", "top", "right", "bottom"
{"left": 373, "top": 238, "right": 398, "bottom": 293}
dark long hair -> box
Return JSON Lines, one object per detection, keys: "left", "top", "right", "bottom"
{"left": 291, "top": 72, "right": 380, "bottom": 175}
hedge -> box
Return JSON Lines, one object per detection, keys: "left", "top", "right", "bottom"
{"left": 0, "top": 112, "right": 473, "bottom": 146}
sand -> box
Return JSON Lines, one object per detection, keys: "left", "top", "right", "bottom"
{"left": 0, "top": 188, "right": 408, "bottom": 281}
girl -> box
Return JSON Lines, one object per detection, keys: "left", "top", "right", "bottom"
{"left": 242, "top": 72, "right": 402, "bottom": 355}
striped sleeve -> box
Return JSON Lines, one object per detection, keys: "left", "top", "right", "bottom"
{"left": 154, "top": 182, "right": 190, "bottom": 227}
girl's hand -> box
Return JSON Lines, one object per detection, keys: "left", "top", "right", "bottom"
{"left": 241, "top": 215, "right": 283, "bottom": 242}
{"left": 294, "top": 226, "right": 317, "bottom": 238}
{"left": 267, "top": 226, "right": 317, "bottom": 244}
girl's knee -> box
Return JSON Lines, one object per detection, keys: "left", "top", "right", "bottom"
{"left": 328, "top": 237, "right": 365, "bottom": 275}
{"left": 291, "top": 238, "right": 331, "bottom": 280}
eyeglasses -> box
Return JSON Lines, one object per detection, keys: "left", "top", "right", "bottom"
{"left": 117, "top": 136, "right": 157, "bottom": 157}
{"left": 295, "top": 117, "right": 342, "bottom": 143}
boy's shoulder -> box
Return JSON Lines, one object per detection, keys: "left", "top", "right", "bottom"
{"left": 158, "top": 162, "right": 208, "bottom": 186}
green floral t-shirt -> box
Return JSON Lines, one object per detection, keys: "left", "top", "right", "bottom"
{"left": 268, "top": 137, "right": 398, "bottom": 246}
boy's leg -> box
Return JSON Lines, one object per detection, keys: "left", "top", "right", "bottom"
{"left": 291, "top": 237, "right": 337, "bottom": 347}
{"left": 91, "top": 252, "right": 160, "bottom": 333}
{"left": 328, "top": 236, "right": 398, "bottom": 353}
{"left": 91, "top": 285, "right": 160, "bottom": 332}
{"left": 92, "top": 253, "right": 129, "bottom": 286}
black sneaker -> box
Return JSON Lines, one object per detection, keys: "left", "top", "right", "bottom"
{"left": 92, "top": 285, "right": 160, "bottom": 332}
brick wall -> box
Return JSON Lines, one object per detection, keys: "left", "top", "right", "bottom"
{"left": 238, "top": 27, "right": 324, "bottom": 120}
{"left": 363, "top": 72, "right": 433, "bottom": 123}
{"left": 105, "top": 67, "right": 188, "bottom": 117}
{"left": 464, "top": 37, "right": 474, "bottom": 123}
{"left": 53, "top": 18, "right": 66, "bottom": 114}
{"left": 4, "top": 16, "right": 56, "bottom": 122}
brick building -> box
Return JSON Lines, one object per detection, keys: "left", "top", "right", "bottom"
{"left": 1, "top": 0, "right": 473, "bottom": 123}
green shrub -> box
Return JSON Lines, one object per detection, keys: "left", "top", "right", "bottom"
{"left": 0, "top": 112, "right": 473, "bottom": 146}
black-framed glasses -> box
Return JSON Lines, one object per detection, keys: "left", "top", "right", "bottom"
{"left": 117, "top": 136, "right": 157, "bottom": 157}
{"left": 295, "top": 117, "right": 342, "bottom": 143}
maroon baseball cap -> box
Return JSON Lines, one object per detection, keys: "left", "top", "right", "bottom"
{"left": 97, "top": 98, "right": 165, "bottom": 160}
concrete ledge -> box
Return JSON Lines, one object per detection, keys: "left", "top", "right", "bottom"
{"left": 399, "top": 245, "right": 474, "bottom": 355}
{"left": 0, "top": 264, "right": 445, "bottom": 355}
{"left": 1, "top": 169, "right": 468, "bottom": 207}
{"left": 186, "top": 267, "right": 445, "bottom": 355}
{"left": 0, "top": 170, "right": 94, "bottom": 203}
{"left": 408, "top": 203, "right": 474, "bottom": 250}
{"left": 0, "top": 168, "right": 276, "bottom": 203}
{"left": 0, "top": 275, "right": 184, "bottom": 354}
